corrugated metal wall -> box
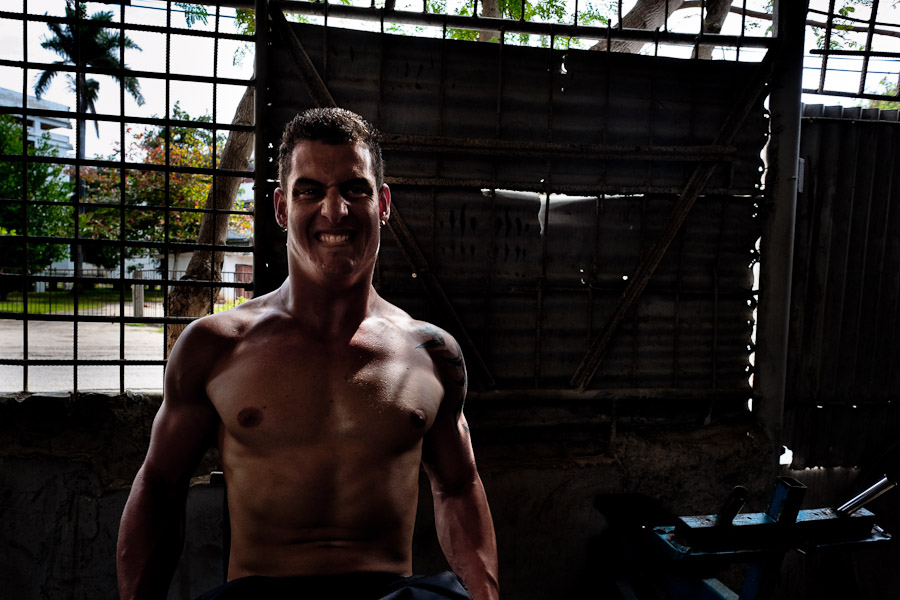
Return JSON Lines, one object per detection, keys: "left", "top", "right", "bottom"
{"left": 261, "top": 20, "right": 767, "bottom": 407}
{"left": 786, "top": 105, "right": 900, "bottom": 468}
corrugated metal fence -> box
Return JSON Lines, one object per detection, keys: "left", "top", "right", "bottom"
{"left": 258, "top": 16, "right": 769, "bottom": 410}
{"left": 786, "top": 104, "right": 900, "bottom": 468}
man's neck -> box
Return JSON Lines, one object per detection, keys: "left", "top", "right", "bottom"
{"left": 278, "top": 276, "right": 378, "bottom": 341}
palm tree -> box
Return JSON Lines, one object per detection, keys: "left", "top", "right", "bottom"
{"left": 33, "top": 0, "right": 145, "bottom": 284}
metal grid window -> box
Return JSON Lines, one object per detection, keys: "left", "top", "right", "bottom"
{"left": 2, "top": 1, "right": 897, "bottom": 396}
{"left": 0, "top": 1, "right": 254, "bottom": 394}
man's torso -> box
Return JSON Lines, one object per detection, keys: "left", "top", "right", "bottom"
{"left": 197, "top": 292, "right": 445, "bottom": 579}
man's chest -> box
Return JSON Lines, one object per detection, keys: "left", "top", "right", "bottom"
{"left": 206, "top": 332, "right": 444, "bottom": 448}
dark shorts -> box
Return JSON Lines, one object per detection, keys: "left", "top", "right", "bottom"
{"left": 195, "top": 571, "right": 472, "bottom": 600}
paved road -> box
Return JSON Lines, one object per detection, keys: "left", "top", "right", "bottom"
{"left": 0, "top": 315, "right": 166, "bottom": 394}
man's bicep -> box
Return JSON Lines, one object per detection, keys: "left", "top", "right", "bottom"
{"left": 142, "top": 394, "right": 218, "bottom": 485}
{"left": 142, "top": 330, "right": 219, "bottom": 486}
{"left": 423, "top": 395, "right": 479, "bottom": 493}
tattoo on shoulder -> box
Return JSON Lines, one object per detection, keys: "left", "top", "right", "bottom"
{"left": 415, "top": 325, "right": 467, "bottom": 390}
{"left": 415, "top": 326, "right": 446, "bottom": 350}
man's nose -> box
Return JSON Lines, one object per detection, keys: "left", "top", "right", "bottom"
{"left": 320, "top": 188, "right": 349, "bottom": 222}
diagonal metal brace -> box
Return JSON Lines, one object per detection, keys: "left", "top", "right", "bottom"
{"left": 570, "top": 48, "right": 778, "bottom": 392}
{"left": 269, "top": 6, "right": 336, "bottom": 107}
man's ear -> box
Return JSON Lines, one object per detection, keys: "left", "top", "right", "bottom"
{"left": 274, "top": 187, "right": 287, "bottom": 229}
{"left": 379, "top": 184, "right": 391, "bottom": 223}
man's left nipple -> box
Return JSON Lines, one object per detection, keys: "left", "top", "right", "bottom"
{"left": 237, "top": 407, "right": 263, "bottom": 428}
{"left": 411, "top": 408, "right": 428, "bottom": 428}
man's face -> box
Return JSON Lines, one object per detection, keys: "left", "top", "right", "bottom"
{"left": 274, "top": 141, "right": 390, "bottom": 289}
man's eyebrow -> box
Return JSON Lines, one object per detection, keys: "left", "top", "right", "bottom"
{"left": 291, "top": 177, "right": 323, "bottom": 190}
{"left": 343, "top": 177, "right": 374, "bottom": 188}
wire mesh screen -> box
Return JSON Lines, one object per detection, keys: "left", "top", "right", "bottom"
{"left": 804, "top": 0, "right": 900, "bottom": 103}
{"left": 0, "top": 2, "right": 254, "bottom": 394}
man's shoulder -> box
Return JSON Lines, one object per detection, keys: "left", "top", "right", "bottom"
{"left": 373, "top": 300, "right": 455, "bottom": 350}
{"left": 177, "top": 293, "right": 281, "bottom": 350}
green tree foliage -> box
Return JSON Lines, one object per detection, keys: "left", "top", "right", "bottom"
{"left": 79, "top": 104, "right": 252, "bottom": 269}
{"left": 425, "top": 0, "right": 608, "bottom": 47}
{"left": 0, "top": 115, "right": 74, "bottom": 297}
{"left": 35, "top": 1, "right": 145, "bottom": 140}
{"left": 862, "top": 78, "right": 900, "bottom": 110}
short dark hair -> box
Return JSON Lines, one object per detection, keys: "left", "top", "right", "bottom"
{"left": 277, "top": 108, "right": 384, "bottom": 187}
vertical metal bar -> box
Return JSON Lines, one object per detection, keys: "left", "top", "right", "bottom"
{"left": 72, "top": 2, "right": 82, "bottom": 395}
{"left": 377, "top": 8, "right": 385, "bottom": 125}
{"left": 253, "top": 0, "right": 270, "bottom": 298}
{"left": 323, "top": 0, "right": 329, "bottom": 77}
{"left": 20, "top": 0, "right": 29, "bottom": 392}
{"left": 162, "top": 1, "right": 172, "bottom": 357}
{"left": 817, "top": 0, "right": 836, "bottom": 94}
{"left": 857, "top": 0, "right": 880, "bottom": 96}
{"left": 737, "top": 0, "right": 748, "bottom": 61}
{"left": 211, "top": 4, "right": 221, "bottom": 315}
{"left": 496, "top": 33, "right": 504, "bottom": 138}
{"left": 118, "top": 1, "right": 127, "bottom": 393}
{"left": 700, "top": 0, "right": 706, "bottom": 35}
{"left": 756, "top": 0, "right": 806, "bottom": 450}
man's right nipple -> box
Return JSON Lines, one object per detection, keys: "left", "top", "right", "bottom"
{"left": 237, "top": 407, "right": 264, "bottom": 428}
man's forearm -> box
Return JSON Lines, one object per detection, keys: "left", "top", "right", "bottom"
{"left": 117, "top": 470, "right": 188, "bottom": 600}
{"left": 433, "top": 476, "right": 499, "bottom": 600}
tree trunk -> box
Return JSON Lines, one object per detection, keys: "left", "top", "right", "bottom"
{"left": 591, "top": 0, "right": 686, "bottom": 52}
{"left": 165, "top": 83, "right": 255, "bottom": 354}
{"left": 695, "top": 0, "right": 733, "bottom": 59}
{"left": 477, "top": 0, "right": 502, "bottom": 43}
{"left": 589, "top": 0, "right": 731, "bottom": 55}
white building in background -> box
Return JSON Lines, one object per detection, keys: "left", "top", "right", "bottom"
{"left": 0, "top": 87, "right": 74, "bottom": 156}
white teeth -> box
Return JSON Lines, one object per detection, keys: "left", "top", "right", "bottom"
{"left": 319, "top": 233, "right": 351, "bottom": 244}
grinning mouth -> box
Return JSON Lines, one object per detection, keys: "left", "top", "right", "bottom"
{"left": 317, "top": 232, "right": 352, "bottom": 244}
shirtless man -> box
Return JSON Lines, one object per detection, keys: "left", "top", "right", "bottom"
{"left": 117, "top": 108, "right": 499, "bottom": 600}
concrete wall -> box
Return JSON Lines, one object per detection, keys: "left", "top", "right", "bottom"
{"left": 1, "top": 392, "right": 797, "bottom": 599}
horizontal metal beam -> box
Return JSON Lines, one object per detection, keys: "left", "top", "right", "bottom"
{"left": 0, "top": 59, "right": 253, "bottom": 89}
{"left": 0, "top": 10, "right": 253, "bottom": 42}
{"left": 0, "top": 359, "right": 167, "bottom": 367}
{"left": 469, "top": 387, "right": 751, "bottom": 402}
{"left": 384, "top": 176, "right": 748, "bottom": 196}
{"left": 0, "top": 236, "right": 246, "bottom": 254}
{"left": 0, "top": 312, "right": 196, "bottom": 324}
{"left": 275, "top": 0, "right": 774, "bottom": 50}
{"left": 801, "top": 88, "right": 900, "bottom": 103}
{"left": 381, "top": 134, "right": 739, "bottom": 162}
{"left": 0, "top": 274, "right": 251, "bottom": 289}
{"left": 0, "top": 152, "right": 254, "bottom": 180}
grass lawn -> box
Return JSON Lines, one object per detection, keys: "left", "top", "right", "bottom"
{"left": 0, "top": 288, "right": 164, "bottom": 315}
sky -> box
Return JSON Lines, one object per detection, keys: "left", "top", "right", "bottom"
{"left": 0, "top": 0, "right": 254, "bottom": 158}
{"left": 0, "top": 0, "right": 898, "bottom": 160}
